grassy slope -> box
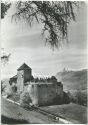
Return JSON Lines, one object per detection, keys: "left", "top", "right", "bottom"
{"left": 56, "top": 69, "right": 87, "bottom": 91}
{"left": 41, "top": 103, "right": 87, "bottom": 124}
{"left": 1, "top": 98, "right": 64, "bottom": 124}
{"left": 2, "top": 98, "right": 87, "bottom": 124}
{"left": 1, "top": 115, "right": 29, "bottom": 124}
{"left": 1, "top": 98, "right": 44, "bottom": 124}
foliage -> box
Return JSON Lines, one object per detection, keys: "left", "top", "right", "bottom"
{"left": 1, "top": 80, "right": 11, "bottom": 96}
{"left": 67, "top": 90, "right": 87, "bottom": 106}
{"left": 1, "top": 1, "right": 11, "bottom": 19}
{"left": 11, "top": 84, "right": 17, "bottom": 93}
{"left": 1, "top": 79, "right": 17, "bottom": 97}
{"left": 8, "top": 93, "right": 20, "bottom": 102}
{"left": 12, "top": 1, "right": 78, "bottom": 48}
{"left": 1, "top": 81, "right": 6, "bottom": 94}
{"left": 1, "top": 48, "right": 11, "bottom": 66}
{"left": 51, "top": 76, "right": 57, "bottom": 82}
{"left": 5, "top": 84, "right": 13, "bottom": 97}
{"left": 63, "top": 91, "right": 70, "bottom": 104}
{"left": 1, "top": 1, "right": 80, "bottom": 48}
{"left": 20, "top": 91, "right": 32, "bottom": 108}
{"left": 76, "top": 91, "right": 87, "bottom": 106}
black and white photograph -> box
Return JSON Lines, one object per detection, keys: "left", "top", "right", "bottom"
{"left": 1, "top": 0, "right": 87, "bottom": 124}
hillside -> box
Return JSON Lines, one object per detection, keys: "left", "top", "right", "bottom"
{"left": 1, "top": 98, "right": 64, "bottom": 124}
{"left": 41, "top": 103, "right": 87, "bottom": 124}
{"left": 56, "top": 69, "right": 87, "bottom": 91}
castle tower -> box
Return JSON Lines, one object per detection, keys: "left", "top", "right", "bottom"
{"left": 17, "top": 63, "right": 32, "bottom": 93}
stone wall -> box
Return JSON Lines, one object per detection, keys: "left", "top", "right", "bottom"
{"left": 37, "top": 83, "right": 56, "bottom": 105}
{"left": 27, "top": 84, "right": 39, "bottom": 105}
{"left": 27, "top": 82, "right": 63, "bottom": 106}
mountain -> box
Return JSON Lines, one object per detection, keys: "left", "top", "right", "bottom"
{"left": 56, "top": 69, "right": 87, "bottom": 91}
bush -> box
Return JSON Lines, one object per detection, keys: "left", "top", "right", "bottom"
{"left": 67, "top": 90, "right": 87, "bottom": 106}
{"left": 63, "top": 91, "right": 70, "bottom": 104}
{"left": 1, "top": 80, "right": 17, "bottom": 97}
{"left": 4, "top": 84, "right": 13, "bottom": 97}
{"left": 54, "top": 91, "right": 70, "bottom": 105}
{"left": 11, "top": 84, "right": 17, "bottom": 93}
{"left": 76, "top": 91, "right": 87, "bottom": 106}
{"left": 20, "top": 92, "right": 32, "bottom": 108}
{"left": 51, "top": 76, "right": 57, "bottom": 83}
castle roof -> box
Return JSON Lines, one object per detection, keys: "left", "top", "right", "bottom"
{"left": 17, "top": 63, "right": 31, "bottom": 71}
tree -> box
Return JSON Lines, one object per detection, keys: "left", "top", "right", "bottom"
{"left": 13, "top": 1, "right": 79, "bottom": 48}
{"left": 1, "top": 1, "right": 11, "bottom": 65}
{"left": 11, "top": 84, "right": 17, "bottom": 93}
{"left": 1, "top": 1, "right": 11, "bottom": 19}
{"left": 63, "top": 91, "right": 70, "bottom": 104}
{"left": 20, "top": 91, "right": 32, "bottom": 108}
{"left": 1, "top": 48, "right": 11, "bottom": 66}
{"left": 1, "top": 1, "right": 79, "bottom": 48}
{"left": 76, "top": 91, "right": 87, "bottom": 106}
{"left": 51, "top": 76, "right": 57, "bottom": 83}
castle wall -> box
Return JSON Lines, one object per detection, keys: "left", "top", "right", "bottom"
{"left": 37, "top": 83, "right": 57, "bottom": 105}
{"left": 27, "top": 82, "right": 63, "bottom": 106}
{"left": 27, "top": 84, "right": 39, "bottom": 105}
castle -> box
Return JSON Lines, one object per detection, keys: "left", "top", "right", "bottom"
{"left": 9, "top": 63, "right": 63, "bottom": 106}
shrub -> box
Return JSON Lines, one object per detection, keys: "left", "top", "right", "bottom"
{"left": 50, "top": 76, "right": 57, "bottom": 83}
{"left": 20, "top": 92, "right": 32, "bottom": 108}
{"left": 67, "top": 90, "right": 87, "bottom": 106}
{"left": 11, "top": 84, "right": 17, "bottom": 93}
{"left": 76, "top": 91, "right": 87, "bottom": 106}
{"left": 4, "top": 84, "right": 13, "bottom": 97}
{"left": 63, "top": 91, "right": 70, "bottom": 104}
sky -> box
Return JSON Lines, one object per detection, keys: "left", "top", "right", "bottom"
{"left": 1, "top": 1, "right": 87, "bottom": 79}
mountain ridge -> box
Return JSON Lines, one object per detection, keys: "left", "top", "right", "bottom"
{"left": 56, "top": 69, "right": 87, "bottom": 91}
